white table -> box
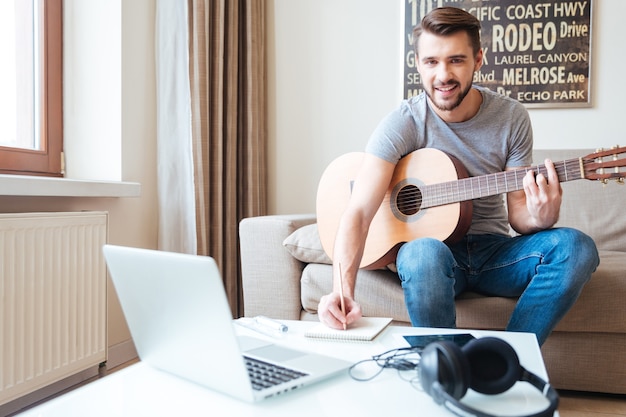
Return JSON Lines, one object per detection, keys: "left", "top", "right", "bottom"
{"left": 18, "top": 321, "right": 558, "bottom": 416}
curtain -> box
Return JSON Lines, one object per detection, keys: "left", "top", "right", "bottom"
{"left": 155, "top": 0, "right": 197, "bottom": 254}
{"left": 188, "top": 0, "right": 267, "bottom": 317}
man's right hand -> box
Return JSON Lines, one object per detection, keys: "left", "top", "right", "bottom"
{"left": 317, "top": 291, "right": 362, "bottom": 329}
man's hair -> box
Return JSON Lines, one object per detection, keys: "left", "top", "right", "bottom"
{"left": 413, "top": 7, "right": 481, "bottom": 56}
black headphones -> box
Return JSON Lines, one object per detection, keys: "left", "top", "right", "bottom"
{"left": 419, "top": 337, "right": 559, "bottom": 417}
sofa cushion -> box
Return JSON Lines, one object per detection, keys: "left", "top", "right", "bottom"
{"left": 458, "top": 250, "right": 626, "bottom": 334}
{"left": 552, "top": 250, "right": 626, "bottom": 333}
{"left": 301, "top": 263, "right": 517, "bottom": 328}
{"left": 300, "top": 250, "right": 626, "bottom": 334}
{"left": 282, "top": 224, "right": 332, "bottom": 264}
{"left": 301, "top": 263, "right": 411, "bottom": 321}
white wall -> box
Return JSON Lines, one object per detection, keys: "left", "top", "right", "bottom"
{"left": 64, "top": 0, "right": 122, "bottom": 181}
{"left": 268, "top": 0, "right": 625, "bottom": 214}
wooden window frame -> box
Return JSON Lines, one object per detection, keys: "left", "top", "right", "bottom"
{"left": 0, "top": 0, "right": 63, "bottom": 177}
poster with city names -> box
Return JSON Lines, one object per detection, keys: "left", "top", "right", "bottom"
{"left": 404, "top": 0, "right": 593, "bottom": 107}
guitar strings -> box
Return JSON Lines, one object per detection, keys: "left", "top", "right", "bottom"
{"left": 380, "top": 159, "right": 584, "bottom": 213}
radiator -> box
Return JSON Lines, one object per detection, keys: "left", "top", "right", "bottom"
{"left": 0, "top": 212, "right": 108, "bottom": 405}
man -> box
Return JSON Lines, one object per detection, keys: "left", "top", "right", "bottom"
{"left": 317, "top": 6, "right": 598, "bottom": 346}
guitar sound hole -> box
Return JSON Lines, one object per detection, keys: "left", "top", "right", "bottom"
{"left": 397, "top": 185, "right": 421, "bottom": 216}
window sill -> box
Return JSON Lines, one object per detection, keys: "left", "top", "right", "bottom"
{"left": 0, "top": 174, "right": 141, "bottom": 197}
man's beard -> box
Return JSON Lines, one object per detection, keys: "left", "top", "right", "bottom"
{"left": 425, "top": 81, "right": 472, "bottom": 112}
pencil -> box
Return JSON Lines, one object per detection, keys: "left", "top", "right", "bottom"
{"left": 338, "top": 263, "right": 346, "bottom": 330}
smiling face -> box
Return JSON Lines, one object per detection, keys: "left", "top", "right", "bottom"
{"left": 415, "top": 30, "right": 483, "bottom": 122}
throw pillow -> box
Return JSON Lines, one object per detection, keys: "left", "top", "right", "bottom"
{"left": 283, "top": 224, "right": 332, "bottom": 264}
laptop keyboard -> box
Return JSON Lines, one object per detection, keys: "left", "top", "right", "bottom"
{"left": 244, "top": 356, "right": 309, "bottom": 390}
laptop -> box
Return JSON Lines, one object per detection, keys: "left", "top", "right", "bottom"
{"left": 102, "top": 244, "right": 352, "bottom": 402}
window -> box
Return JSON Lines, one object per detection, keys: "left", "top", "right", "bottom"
{"left": 0, "top": 0, "right": 63, "bottom": 177}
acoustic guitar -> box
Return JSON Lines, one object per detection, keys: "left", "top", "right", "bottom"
{"left": 316, "top": 147, "right": 626, "bottom": 270}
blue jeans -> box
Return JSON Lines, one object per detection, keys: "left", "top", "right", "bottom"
{"left": 395, "top": 228, "right": 599, "bottom": 345}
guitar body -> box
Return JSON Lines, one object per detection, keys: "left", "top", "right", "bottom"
{"left": 316, "top": 146, "right": 626, "bottom": 269}
{"left": 316, "top": 149, "right": 473, "bottom": 269}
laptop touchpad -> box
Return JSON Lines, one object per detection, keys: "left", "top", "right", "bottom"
{"left": 247, "top": 345, "right": 307, "bottom": 362}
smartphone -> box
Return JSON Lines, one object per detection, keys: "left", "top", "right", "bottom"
{"left": 403, "top": 333, "right": 476, "bottom": 349}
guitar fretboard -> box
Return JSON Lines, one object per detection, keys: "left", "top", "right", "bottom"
{"left": 411, "top": 158, "right": 584, "bottom": 210}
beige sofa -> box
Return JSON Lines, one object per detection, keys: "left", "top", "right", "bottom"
{"left": 239, "top": 149, "right": 626, "bottom": 394}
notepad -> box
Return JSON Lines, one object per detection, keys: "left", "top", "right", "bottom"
{"left": 304, "top": 317, "right": 392, "bottom": 341}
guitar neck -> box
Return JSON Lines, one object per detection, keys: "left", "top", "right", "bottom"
{"left": 421, "top": 157, "right": 584, "bottom": 208}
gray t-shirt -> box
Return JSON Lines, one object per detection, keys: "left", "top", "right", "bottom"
{"left": 365, "top": 86, "right": 533, "bottom": 236}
